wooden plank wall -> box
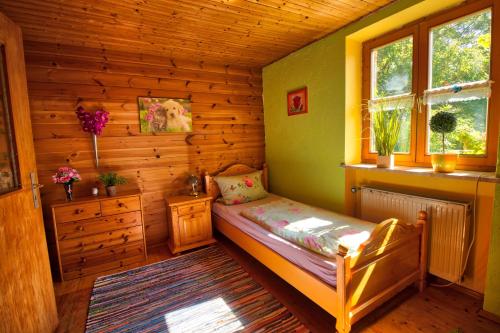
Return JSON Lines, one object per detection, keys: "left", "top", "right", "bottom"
{"left": 25, "top": 41, "right": 265, "bottom": 247}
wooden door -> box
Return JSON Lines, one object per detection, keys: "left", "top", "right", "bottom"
{"left": 0, "top": 12, "right": 58, "bottom": 333}
{"left": 179, "top": 212, "right": 211, "bottom": 246}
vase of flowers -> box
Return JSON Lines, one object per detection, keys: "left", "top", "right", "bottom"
{"left": 430, "top": 111, "right": 458, "bottom": 173}
{"left": 75, "top": 106, "right": 109, "bottom": 168}
{"left": 98, "top": 172, "right": 128, "bottom": 197}
{"left": 52, "top": 167, "right": 81, "bottom": 201}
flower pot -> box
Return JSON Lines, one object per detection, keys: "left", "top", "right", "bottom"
{"left": 376, "top": 155, "right": 394, "bottom": 168}
{"left": 431, "top": 153, "right": 458, "bottom": 173}
{"left": 106, "top": 185, "right": 117, "bottom": 197}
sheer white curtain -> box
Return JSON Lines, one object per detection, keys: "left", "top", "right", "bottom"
{"left": 422, "top": 80, "right": 493, "bottom": 105}
{"left": 368, "top": 94, "right": 415, "bottom": 113}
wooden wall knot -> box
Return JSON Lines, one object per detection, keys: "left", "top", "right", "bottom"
{"left": 185, "top": 134, "right": 195, "bottom": 145}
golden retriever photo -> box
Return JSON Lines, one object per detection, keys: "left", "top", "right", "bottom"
{"left": 138, "top": 97, "right": 193, "bottom": 133}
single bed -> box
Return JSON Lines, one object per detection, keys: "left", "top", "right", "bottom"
{"left": 204, "top": 163, "right": 428, "bottom": 333}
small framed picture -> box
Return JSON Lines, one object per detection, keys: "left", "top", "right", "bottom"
{"left": 138, "top": 97, "right": 193, "bottom": 133}
{"left": 287, "top": 87, "right": 308, "bottom": 116}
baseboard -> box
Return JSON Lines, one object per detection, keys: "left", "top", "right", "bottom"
{"left": 450, "top": 284, "right": 483, "bottom": 300}
{"left": 478, "top": 309, "right": 500, "bottom": 325}
{"left": 428, "top": 275, "right": 483, "bottom": 300}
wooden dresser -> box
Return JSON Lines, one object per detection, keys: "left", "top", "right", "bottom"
{"left": 50, "top": 192, "right": 147, "bottom": 280}
{"left": 165, "top": 194, "right": 215, "bottom": 254}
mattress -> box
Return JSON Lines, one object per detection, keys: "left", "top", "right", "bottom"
{"left": 212, "top": 194, "right": 338, "bottom": 287}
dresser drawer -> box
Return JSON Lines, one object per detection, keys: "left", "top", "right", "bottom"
{"left": 61, "top": 241, "right": 145, "bottom": 270}
{"left": 62, "top": 246, "right": 145, "bottom": 280}
{"left": 59, "top": 225, "right": 144, "bottom": 256}
{"left": 101, "top": 196, "right": 141, "bottom": 216}
{"left": 177, "top": 202, "right": 207, "bottom": 216}
{"left": 57, "top": 211, "right": 143, "bottom": 241}
{"left": 54, "top": 202, "right": 101, "bottom": 223}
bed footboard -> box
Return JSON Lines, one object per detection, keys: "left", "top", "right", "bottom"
{"left": 335, "top": 211, "right": 428, "bottom": 333}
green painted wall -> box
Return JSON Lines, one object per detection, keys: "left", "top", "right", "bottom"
{"left": 263, "top": 0, "right": 424, "bottom": 212}
{"left": 263, "top": 36, "right": 346, "bottom": 211}
{"left": 484, "top": 184, "right": 500, "bottom": 315}
{"left": 484, "top": 140, "right": 500, "bottom": 315}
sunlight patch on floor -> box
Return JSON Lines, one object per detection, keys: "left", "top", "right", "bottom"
{"left": 164, "top": 297, "right": 244, "bottom": 332}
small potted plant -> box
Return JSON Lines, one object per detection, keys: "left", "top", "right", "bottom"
{"left": 371, "top": 104, "right": 405, "bottom": 168}
{"left": 98, "top": 172, "right": 127, "bottom": 196}
{"left": 429, "top": 111, "right": 458, "bottom": 173}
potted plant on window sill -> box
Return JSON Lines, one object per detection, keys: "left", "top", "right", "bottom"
{"left": 98, "top": 172, "right": 128, "bottom": 196}
{"left": 372, "top": 104, "right": 405, "bottom": 169}
{"left": 429, "top": 111, "right": 458, "bottom": 173}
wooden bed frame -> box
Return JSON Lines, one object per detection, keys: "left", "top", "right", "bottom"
{"left": 204, "top": 163, "right": 428, "bottom": 333}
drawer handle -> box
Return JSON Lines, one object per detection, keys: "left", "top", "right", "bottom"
{"left": 191, "top": 214, "right": 195, "bottom": 218}
{"left": 79, "top": 242, "right": 84, "bottom": 247}
{"left": 77, "top": 226, "right": 84, "bottom": 231}
{"left": 75, "top": 209, "right": 84, "bottom": 214}
{"left": 80, "top": 257, "right": 87, "bottom": 263}
{"left": 190, "top": 206, "right": 194, "bottom": 211}
{"left": 123, "top": 235, "right": 129, "bottom": 242}
{"left": 118, "top": 218, "right": 124, "bottom": 223}
{"left": 118, "top": 203, "right": 125, "bottom": 208}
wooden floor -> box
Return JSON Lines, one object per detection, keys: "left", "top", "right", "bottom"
{"left": 54, "top": 235, "right": 500, "bottom": 333}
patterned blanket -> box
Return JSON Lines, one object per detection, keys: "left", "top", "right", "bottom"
{"left": 240, "top": 198, "right": 376, "bottom": 257}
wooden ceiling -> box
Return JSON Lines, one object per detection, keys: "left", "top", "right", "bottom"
{"left": 0, "top": 0, "right": 395, "bottom": 67}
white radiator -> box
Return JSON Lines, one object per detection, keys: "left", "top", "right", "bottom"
{"left": 360, "top": 186, "right": 472, "bottom": 284}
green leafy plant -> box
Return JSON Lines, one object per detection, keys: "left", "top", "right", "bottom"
{"left": 371, "top": 102, "right": 407, "bottom": 156}
{"left": 430, "top": 111, "right": 457, "bottom": 153}
{"left": 98, "top": 172, "right": 128, "bottom": 187}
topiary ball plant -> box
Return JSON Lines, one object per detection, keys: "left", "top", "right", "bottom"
{"left": 430, "top": 111, "right": 457, "bottom": 154}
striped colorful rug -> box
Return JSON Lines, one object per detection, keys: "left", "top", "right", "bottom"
{"left": 85, "top": 245, "right": 309, "bottom": 332}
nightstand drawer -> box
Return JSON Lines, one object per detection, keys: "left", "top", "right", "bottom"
{"left": 177, "top": 202, "right": 206, "bottom": 216}
{"left": 54, "top": 202, "right": 101, "bottom": 223}
{"left": 57, "top": 211, "right": 143, "bottom": 241}
{"left": 101, "top": 196, "right": 141, "bottom": 216}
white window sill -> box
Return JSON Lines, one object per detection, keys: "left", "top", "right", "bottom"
{"left": 342, "top": 163, "right": 500, "bottom": 183}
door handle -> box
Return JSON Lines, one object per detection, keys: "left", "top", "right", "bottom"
{"left": 30, "top": 172, "right": 42, "bottom": 209}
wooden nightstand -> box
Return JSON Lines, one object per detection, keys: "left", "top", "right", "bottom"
{"left": 165, "top": 194, "right": 215, "bottom": 254}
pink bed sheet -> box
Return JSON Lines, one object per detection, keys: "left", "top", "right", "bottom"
{"left": 213, "top": 194, "right": 337, "bottom": 287}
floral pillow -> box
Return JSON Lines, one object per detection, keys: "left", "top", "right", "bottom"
{"left": 214, "top": 171, "right": 268, "bottom": 205}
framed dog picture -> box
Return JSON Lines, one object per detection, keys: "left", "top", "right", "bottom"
{"left": 287, "top": 87, "right": 308, "bottom": 116}
{"left": 138, "top": 97, "right": 193, "bottom": 133}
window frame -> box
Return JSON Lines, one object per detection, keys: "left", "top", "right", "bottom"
{"left": 362, "top": 25, "right": 419, "bottom": 165}
{"left": 362, "top": 0, "right": 499, "bottom": 170}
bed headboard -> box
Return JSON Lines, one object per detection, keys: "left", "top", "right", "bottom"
{"left": 204, "top": 163, "right": 268, "bottom": 200}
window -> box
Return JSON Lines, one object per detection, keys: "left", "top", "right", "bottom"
{"left": 362, "top": 0, "right": 498, "bottom": 169}
{"left": 0, "top": 45, "right": 20, "bottom": 195}
{"left": 427, "top": 9, "right": 491, "bottom": 156}
{"left": 369, "top": 36, "right": 413, "bottom": 154}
